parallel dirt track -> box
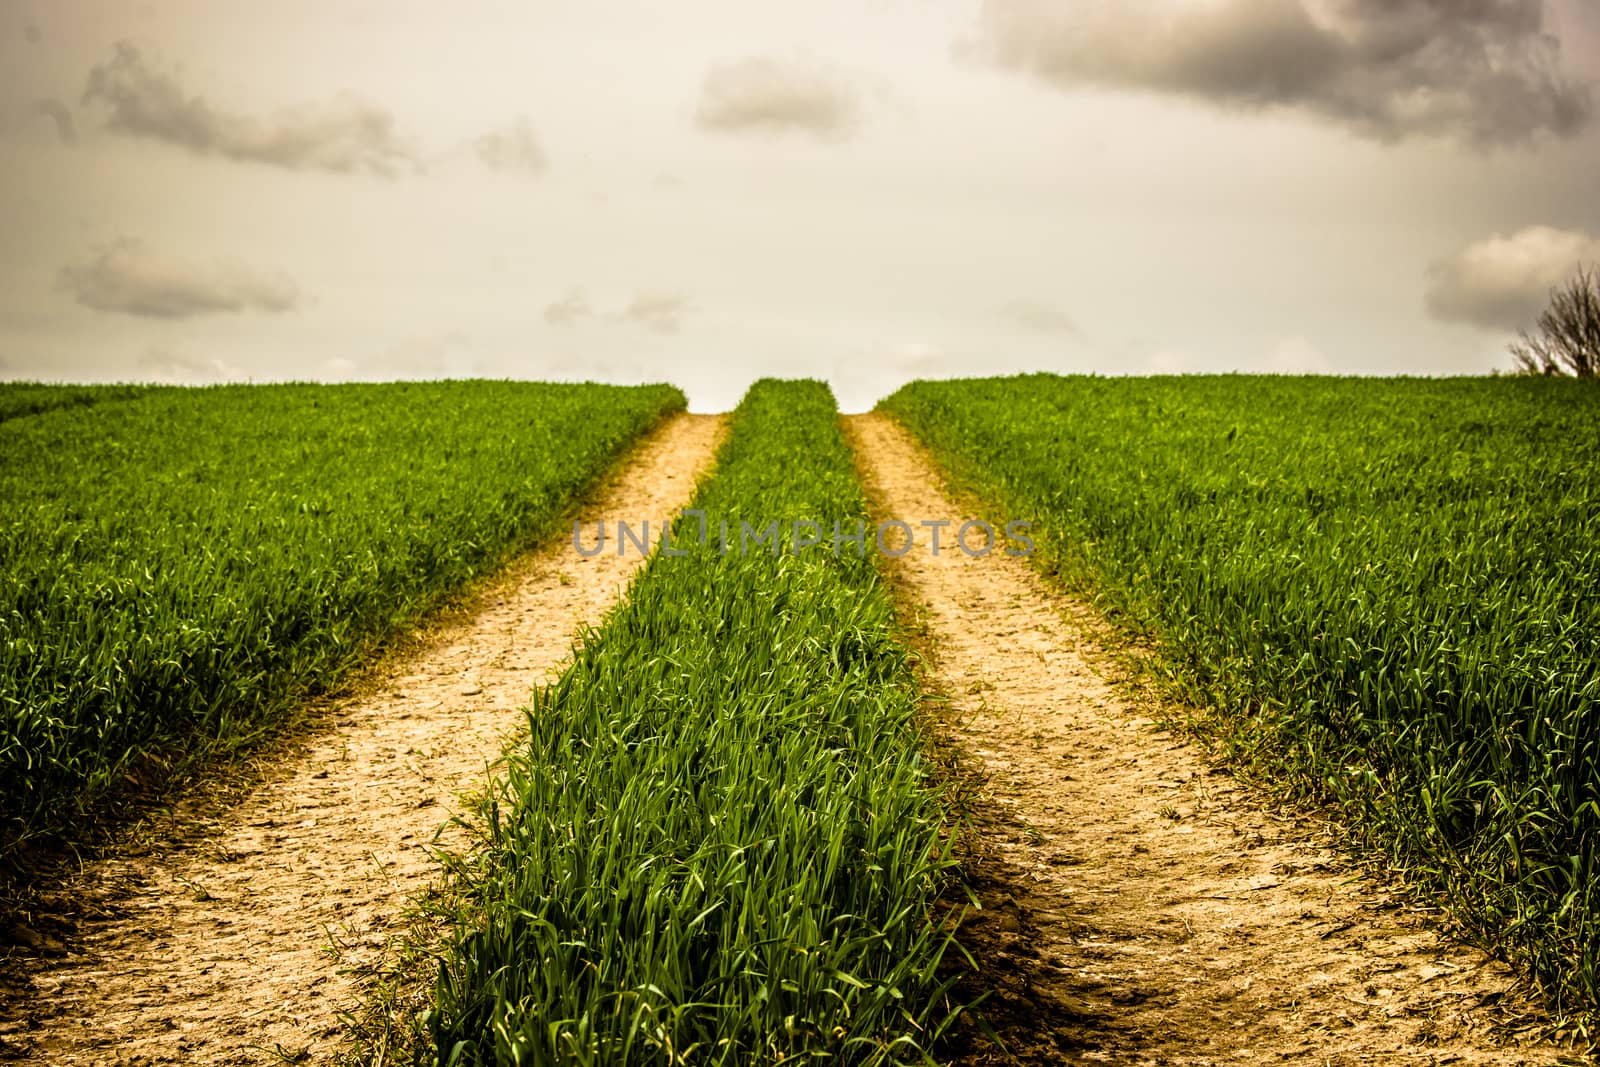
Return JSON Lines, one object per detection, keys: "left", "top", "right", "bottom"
{"left": 0, "top": 413, "right": 724, "bottom": 1065}
{"left": 846, "top": 412, "right": 1578, "bottom": 1067}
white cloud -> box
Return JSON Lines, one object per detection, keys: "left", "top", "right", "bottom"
{"left": 34, "top": 99, "right": 76, "bottom": 144}
{"left": 320, "top": 357, "right": 359, "bottom": 380}
{"left": 827, "top": 341, "right": 954, "bottom": 412}
{"left": 138, "top": 346, "right": 244, "bottom": 383}
{"left": 617, "top": 292, "right": 690, "bottom": 334}
{"left": 83, "top": 42, "right": 420, "bottom": 176}
{"left": 1264, "top": 335, "right": 1330, "bottom": 372}
{"left": 888, "top": 341, "right": 948, "bottom": 378}
{"left": 544, "top": 290, "right": 592, "bottom": 326}
{"left": 372, "top": 330, "right": 474, "bottom": 377}
{"left": 59, "top": 239, "right": 300, "bottom": 319}
{"left": 696, "top": 57, "right": 863, "bottom": 140}
{"left": 1425, "top": 225, "right": 1600, "bottom": 330}
{"left": 1001, "top": 300, "right": 1079, "bottom": 336}
{"left": 1146, "top": 349, "right": 1192, "bottom": 374}
{"left": 474, "top": 116, "right": 546, "bottom": 176}
{"left": 545, "top": 290, "right": 691, "bottom": 334}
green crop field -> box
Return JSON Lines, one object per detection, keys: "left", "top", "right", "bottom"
{"left": 8, "top": 372, "right": 1599, "bottom": 1058}
{"left": 883, "top": 374, "right": 1600, "bottom": 1016}
{"left": 0, "top": 380, "right": 683, "bottom": 855}
{"left": 0, "top": 382, "right": 152, "bottom": 424}
{"left": 425, "top": 380, "right": 957, "bottom": 1065}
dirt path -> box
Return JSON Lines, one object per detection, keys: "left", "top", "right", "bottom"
{"left": 0, "top": 413, "right": 724, "bottom": 1066}
{"left": 847, "top": 412, "right": 1577, "bottom": 1067}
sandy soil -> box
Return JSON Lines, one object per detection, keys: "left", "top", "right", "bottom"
{"left": 847, "top": 412, "right": 1581, "bottom": 1067}
{"left": 0, "top": 413, "right": 724, "bottom": 1066}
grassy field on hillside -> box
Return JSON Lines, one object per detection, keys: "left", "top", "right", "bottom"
{"left": 884, "top": 374, "right": 1600, "bottom": 1018}
{"left": 0, "top": 382, "right": 152, "bottom": 423}
{"left": 0, "top": 380, "right": 683, "bottom": 856}
{"left": 425, "top": 380, "right": 959, "bottom": 1065}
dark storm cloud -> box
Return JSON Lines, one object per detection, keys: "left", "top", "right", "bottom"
{"left": 59, "top": 239, "right": 301, "bottom": 319}
{"left": 1425, "top": 225, "right": 1600, "bottom": 329}
{"left": 34, "top": 98, "right": 76, "bottom": 144}
{"left": 975, "top": 0, "right": 1593, "bottom": 146}
{"left": 82, "top": 42, "right": 421, "bottom": 176}
{"left": 695, "top": 58, "right": 862, "bottom": 140}
{"left": 474, "top": 116, "right": 547, "bottom": 176}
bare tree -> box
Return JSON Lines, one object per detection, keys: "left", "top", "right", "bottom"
{"left": 1511, "top": 264, "right": 1600, "bottom": 377}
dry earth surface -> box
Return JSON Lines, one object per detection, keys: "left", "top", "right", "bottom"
{"left": 0, "top": 413, "right": 724, "bottom": 1066}
{"left": 847, "top": 412, "right": 1586, "bottom": 1067}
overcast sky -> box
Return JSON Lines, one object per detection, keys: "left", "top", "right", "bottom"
{"left": 2, "top": 0, "right": 1597, "bottom": 411}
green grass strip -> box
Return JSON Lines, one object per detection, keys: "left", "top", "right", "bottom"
{"left": 427, "top": 380, "right": 959, "bottom": 1065}
{"left": 1, "top": 380, "right": 683, "bottom": 856}
{"left": 883, "top": 373, "right": 1600, "bottom": 1024}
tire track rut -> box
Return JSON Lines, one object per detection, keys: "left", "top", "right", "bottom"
{"left": 1, "top": 413, "right": 724, "bottom": 1065}
{"left": 847, "top": 411, "right": 1574, "bottom": 1067}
